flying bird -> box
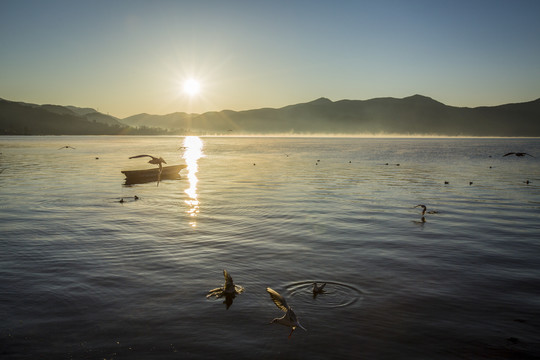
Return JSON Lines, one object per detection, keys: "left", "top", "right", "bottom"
{"left": 266, "top": 287, "right": 306, "bottom": 338}
{"left": 207, "top": 270, "right": 244, "bottom": 309}
{"left": 58, "top": 145, "right": 76, "bottom": 150}
{"left": 129, "top": 154, "right": 167, "bottom": 185}
{"left": 503, "top": 152, "right": 534, "bottom": 157}
{"left": 129, "top": 154, "right": 167, "bottom": 167}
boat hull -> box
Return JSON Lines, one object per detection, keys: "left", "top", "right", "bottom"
{"left": 121, "top": 164, "right": 187, "bottom": 185}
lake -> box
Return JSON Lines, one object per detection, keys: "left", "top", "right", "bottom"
{"left": 1, "top": 136, "right": 539, "bottom": 359}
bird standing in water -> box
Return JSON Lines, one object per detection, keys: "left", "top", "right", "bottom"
{"left": 266, "top": 287, "right": 306, "bottom": 338}
{"left": 129, "top": 154, "right": 167, "bottom": 185}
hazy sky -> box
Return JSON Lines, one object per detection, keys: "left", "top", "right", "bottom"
{"left": 1, "top": 0, "right": 539, "bottom": 118}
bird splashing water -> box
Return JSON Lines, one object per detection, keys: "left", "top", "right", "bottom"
{"left": 207, "top": 270, "right": 244, "bottom": 309}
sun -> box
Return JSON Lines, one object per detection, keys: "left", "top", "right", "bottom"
{"left": 183, "top": 78, "right": 201, "bottom": 96}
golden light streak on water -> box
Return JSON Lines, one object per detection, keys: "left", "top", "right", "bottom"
{"left": 182, "top": 136, "right": 204, "bottom": 227}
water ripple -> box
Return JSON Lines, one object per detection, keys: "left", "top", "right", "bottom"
{"left": 283, "top": 280, "right": 364, "bottom": 309}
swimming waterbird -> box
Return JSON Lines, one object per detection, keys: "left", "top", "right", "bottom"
{"left": 312, "top": 282, "right": 326, "bottom": 295}
{"left": 415, "top": 204, "right": 439, "bottom": 215}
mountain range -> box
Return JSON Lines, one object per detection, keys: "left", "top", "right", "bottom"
{"left": 2, "top": 95, "right": 540, "bottom": 136}
{"left": 0, "top": 98, "right": 168, "bottom": 135}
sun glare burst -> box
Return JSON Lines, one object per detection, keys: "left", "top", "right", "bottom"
{"left": 183, "top": 78, "right": 201, "bottom": 97}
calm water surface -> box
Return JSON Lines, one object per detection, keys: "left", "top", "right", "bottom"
{"left": 1, "top": 136, "right": 540, "bottom": 359}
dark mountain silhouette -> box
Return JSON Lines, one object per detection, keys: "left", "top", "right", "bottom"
{"left": 2, "top": 95, "right": 539, "bottom": 136}
{"left": 121, "top": 95, "right": 540, "bottom": 136}
{"left": 0, "top": 98, "right": 170, "bottom": 135}
{"left": 19, "top": 101, "right": 123, "bottom": 126}
{"left": 122, "top": 112, "right": 194, "bottom": 130}
{"left": 64, "top": 105, "right": 123, "bottom": 126}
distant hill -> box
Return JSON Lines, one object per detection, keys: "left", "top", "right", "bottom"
{"left": 122, "top": 112, "right": 194, "bottom": 131}
{"left": 121, "top": 95, "right": 540, "bottom": 136}
{"left": 2, "top": 95, "right": 539, "bottom": 136}
{"left": 64, "top": 105, "right": 123, "bottom": 126}
{"left": 0, "top": 98, "right": 170, "bottom": 135}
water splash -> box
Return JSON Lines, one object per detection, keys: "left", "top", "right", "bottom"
{"left": 182, "top": 136, "right": 204, "bottom": 227}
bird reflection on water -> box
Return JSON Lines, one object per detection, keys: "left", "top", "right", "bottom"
{"left": 413, "top": 204, "right": 439, "bottom": 225}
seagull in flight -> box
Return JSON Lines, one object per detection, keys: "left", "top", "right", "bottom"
{"left": 266, "top": 287, "right": 306, "bottom": 338}
{"left": 129, "top": 154, "right": 167, "bottom": 185}
{"left": 207, "top": 270, "right": 244, "bottom": 308}
{"left": 58, "top": 145, "right": 76, "bottom": 150}
{"left": 503, "top": 152, "right": 534, "bottom": 157}
{"left": 129, "top": 154, "right": 167, "bottom": 168}
{"left": 206, "top": 269, "right": 245, "bottom": 297}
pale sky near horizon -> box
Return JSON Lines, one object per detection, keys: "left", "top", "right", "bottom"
{"left": 1, "top": 0, "right": 539, "bottom": 118}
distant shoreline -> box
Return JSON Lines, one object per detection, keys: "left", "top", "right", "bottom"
{"left": 2, "top": 95, "right": 540, "bottom": 137}
{"left": 1, "top": 134, "right": 539, "bottom": 139}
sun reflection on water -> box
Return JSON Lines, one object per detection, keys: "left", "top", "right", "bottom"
{"left": 182, "top": 136, "right": 204, "bottom": 227}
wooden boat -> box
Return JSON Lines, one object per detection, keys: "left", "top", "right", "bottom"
{"left": 121, "top": 164, "right": 187, "bottom": 185}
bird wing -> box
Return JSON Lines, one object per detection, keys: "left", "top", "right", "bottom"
{"left": 503, "top": 152, "right": 515, "bottom": 157}
{"left": 129, "top": 154, "right": 155, "bottom": 160}
{"left": 525, "top": 153, "right": 535, "bottom": 157}
{"left": 266, "top": 287, "right": 289, "bottom": 312}
{"left": 223, "top": 269, "right": 234, "bottom": 286}
{"left": 206, "top": 288, "right": 224, "bottom": 298}
{"left": 319, "top": 283, "right": 326, "bottom": 291}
